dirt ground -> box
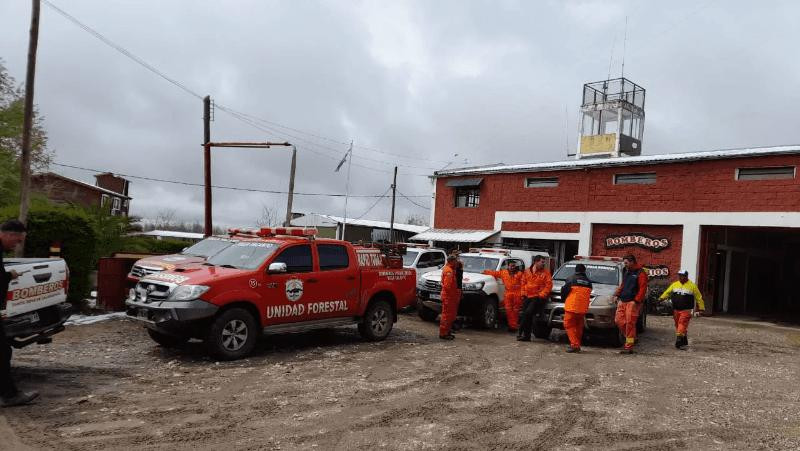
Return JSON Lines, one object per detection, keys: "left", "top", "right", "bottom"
{"left": 2, "top": 312, "right": 800, "bottom": 450}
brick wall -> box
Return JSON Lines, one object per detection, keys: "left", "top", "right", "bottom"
{"left": 434, "top": 154, "right": 800, "bottom": 229}
{"left": 32, "top": 174, "right": 102, "bottom": 208}
{"left": 501, "top": 222, "right": 581, "bottom": 233}
{"left": 95, "top": 173, "right": 128, "bottom": 195}
{"left": 590, "top": 224, "right": 683, "bottom": 282}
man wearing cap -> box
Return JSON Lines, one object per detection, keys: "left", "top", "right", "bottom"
{"left": 613, "top": 254, "right": 648, "bottom": 354}
{"left": 659, "top": 269, "right": 705, "bottom": 349}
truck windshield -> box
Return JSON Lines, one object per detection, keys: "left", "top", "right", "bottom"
{"left": 553, "top": 264, "right": 619, "bottom": 285}
{"left": 460, "top": 256, "right": 500, "bottom": 273}
{"left": 403, "top": 250, "right": 419, "bottom": 267}
{"left": 206, "top": 242, "right": 280, "bottom": 270}
{"left": 183, "top": 238, "right": 235, "bottom": 258}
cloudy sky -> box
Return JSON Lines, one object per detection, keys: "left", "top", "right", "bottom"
{"left": 1, "top": 0, "right": 798, "bottom": 228}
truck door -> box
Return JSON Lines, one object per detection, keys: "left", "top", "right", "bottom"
{"left": 312, "top": 243, "right": 359, "bottom": 317}
{"left": 263, "top": 244, "right": 316, "bottom": 324}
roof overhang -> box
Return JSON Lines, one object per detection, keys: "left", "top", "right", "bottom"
{"left": 445, "top": 177, "right": 483, "bottom": 188}
{"left": 409, "top": 229, "right": 499, "bottom": 243}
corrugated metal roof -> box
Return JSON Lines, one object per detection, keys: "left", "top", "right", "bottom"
{"left": 435, "top": 145, "right": 800, "bottom": 177}
{"left": 409, "top": 229, "right": 499, "bottom": 243}
{"left": 291, "top": 213, "right": 428, "bottom": 234}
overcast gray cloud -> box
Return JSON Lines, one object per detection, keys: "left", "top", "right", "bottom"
{"left": 1, "top": 0, "right": 798, "bottom": 227}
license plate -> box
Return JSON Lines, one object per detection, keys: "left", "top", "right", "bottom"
{"left": 26, "top": 311, "right": 40, "bottom": 323}
{"left": 429, "top": 293, "right": 441, "bottom": 300}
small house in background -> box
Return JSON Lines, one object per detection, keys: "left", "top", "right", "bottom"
{"left": 31, "top": 172, "right": 131, "bottom": 216}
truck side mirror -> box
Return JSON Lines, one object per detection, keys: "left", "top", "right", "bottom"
{"left": 268, "top": 262, "right": 287, "bottom": 274}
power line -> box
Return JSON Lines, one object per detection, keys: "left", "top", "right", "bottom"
{"left": 43, "top": 0, "right": 442, "bottom": 175}
{"left": 397, "top": 190, "right": 431, "bottom": 210}
{"left": 50, "top": 162, "right": 430, "bottom": 198}
{"left": 354, "top": 186, "right": 392, "bottom": 219}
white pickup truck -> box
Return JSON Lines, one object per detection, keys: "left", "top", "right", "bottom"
{"left": 2, "top": 258, "right": 71, "bottom": 348}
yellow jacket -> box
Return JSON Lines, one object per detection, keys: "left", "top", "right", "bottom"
{"left": 659, "top": 280, "right": 705, "bottom": 311}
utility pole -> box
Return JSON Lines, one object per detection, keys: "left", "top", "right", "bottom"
{"left": 284, "top": 145, "right": 297, "bottom": 226}
{"left": 389, "top": 166, "right": 397, "bottom": 243}
{"left": 203, "top": 95, "right": 212, "bottom": 236}
{"left": 16, "top": 0, "right": 41, "bottom": 256}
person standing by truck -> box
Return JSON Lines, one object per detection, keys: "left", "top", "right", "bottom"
{"left": 614, "top": 254, "right": 648, "bottom": 354}
{"left": 518, "top": 255, "right": 553, "bottom": 342}
{"left": 439, "top": 254, "right": 462, "bottom": 340}
{"left": 659, "top": 269, "right": 705, "bottom": 349}
{"left": 561, "top": 264, "right": 593, "bottom": 353}
{"left": 483, "top": 261, "right": 524, "bottom": 332}
{"left": 0, "top": 219, "right": 39, "bottom": 407}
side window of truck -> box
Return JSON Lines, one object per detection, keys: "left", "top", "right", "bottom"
{"left": 417, "top": 252, "right": 432, "bottom": 268}
{"left": 430, "top": 252, "right": 446, "bottom": 268}
{"left": 318, "top": 244, "right": 349, "bottom": 271}
{"left": 273, "top": 245, "right": 313, "bottom": 273}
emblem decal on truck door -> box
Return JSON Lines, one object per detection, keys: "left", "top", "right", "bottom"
{"left": 285, "top": 279, "right": 303, "bottom": 302}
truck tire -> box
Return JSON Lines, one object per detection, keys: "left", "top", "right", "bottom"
{"left": 532, "top": 321, "right": 552, "bottom": 339}
{"left": 473, "top": 297, "right": 498, "bottom": 329}
{"left": 359, "top": 299, "right": 394, "bottom": 341}
{"left": 637, "top": 307, "right": 647, "bottom": 333}
{"left": 417, "top": 300, "right": 438, "bottom": 322}
{"left": 146, "top": 329, "right": 188, "bottom": 348}
{"left": 205, "top": 308, "right": 259, "bottom": 360}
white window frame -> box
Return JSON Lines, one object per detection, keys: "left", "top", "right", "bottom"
{"left": 525, "top": 176, "right": 559, "bottom": 188}
{"left": 101, "top": 194, "right": 110, "bottom": 207}
{"left": 735, "top": 166, "right": 795, "bottom": 181}
{"left": 614, "top": 172, "right": 656, "bottom": 185}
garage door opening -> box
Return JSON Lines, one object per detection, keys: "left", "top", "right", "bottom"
{"left": 701, "top": 226, "right": 800, "bottom": 322}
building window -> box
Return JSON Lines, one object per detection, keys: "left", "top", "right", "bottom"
{"left": 614, "top": 172, "right": 656, "bottom": 185}
{"left": 525, "top": 176, "right": 559, "bottom": 188}
{"left": 112, "top": 197, "right": 121, "bottom": 212}
{"left": 455, "top": 187, "right": 480, "bottom": 208}
{"left": 736, "top": 166, "right": 795, "bottom": 181}
{"left": 123, "top": 199, "right": 129, "bottom": 209}
{"left": 101, "top": 194, "right": 110, "bottom": 207}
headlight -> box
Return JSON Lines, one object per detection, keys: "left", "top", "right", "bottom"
{"left": 463, "top": 281, "right": 485, "bottom": 291}
{"left": 167, "top": 285, "right": 210, "bottom": 301}
{"left": 591, "top": 295, "right": 614, "bottom": 307}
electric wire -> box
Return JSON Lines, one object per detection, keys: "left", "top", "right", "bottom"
{"left": 354, "top": 186, "right": 392, "bottom": 219}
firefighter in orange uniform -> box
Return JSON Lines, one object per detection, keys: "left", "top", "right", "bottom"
{"left": 439, "top": 254, "right": 462, "bottom": 340}
{"left": 483, "top": 261, "right": 524, "bottom": 332}
{"left": 659, "top": 269, "right": 705, "bottom": 349}
{"left": 561, "top": 264, "right": 593, "bottom": 353}
{"left": 518, "top": 255, "right": 553, "bottom": 341}
{"left": 614, "top": 254, "right": 648, "bottom": 354}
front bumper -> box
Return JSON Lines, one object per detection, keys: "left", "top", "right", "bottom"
{"left": 416, "top": 289, "right": 488, "bottom": 315}
{"left": 3, "top": 303, "right": 72, "bottom": 348}
{"left": 125, "top": 296, "right": 218, "bottom": 335}
{"left": 543, "top": 301, "right": 616, "bottom": 330}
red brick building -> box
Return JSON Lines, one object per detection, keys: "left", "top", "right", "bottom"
{"left": 412, "top": 145, "right": 800, "bottom": 319}
{"left": 32, "top": 172, "right": 132, "bottom": 216}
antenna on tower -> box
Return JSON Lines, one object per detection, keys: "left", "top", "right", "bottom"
{"left": 621, "top": 16, "right": 628, "bottom": 78}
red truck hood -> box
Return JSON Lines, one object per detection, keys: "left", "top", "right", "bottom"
{"left": 140, "top": 264, "right": 246, "bottom": 286}
{"left": 135, "top": 254, "right": 207, "bottom": 271}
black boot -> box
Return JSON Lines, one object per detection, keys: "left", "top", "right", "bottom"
{"left": 675, "top": 337, "right": 683, "bottom": 349}
{"left": 1, "top": 391, "right": 39, "bottom": 408}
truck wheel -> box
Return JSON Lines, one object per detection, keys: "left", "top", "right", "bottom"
{"left": 359, "top": 299, "right": 394, "bottom": 341}
{"left": 417, "top": 301, "right": 438, "bottom": 322}
{"left": 637, "top": 308, "right": 647, "bottom": 333}
{"left": 205, "top": 308, "right": 259, "bottom": 360}
{"left": 474, "top": 297, "right": 498, "bottom": 329}
{"left": 146, "top": 329, "right": 188, "bottom": 348}
{"left": 532, "top": 321, "right": 552, "bottom": 339}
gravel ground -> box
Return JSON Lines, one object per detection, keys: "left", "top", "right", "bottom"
{"left": 1, "top": 313, "right": 799, "bottom": 450}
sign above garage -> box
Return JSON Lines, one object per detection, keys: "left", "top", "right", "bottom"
{"left": 604, "top": 233, "right": 670, "bottom": 252}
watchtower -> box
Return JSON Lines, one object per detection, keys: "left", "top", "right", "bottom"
{"left": 577, "top": 78, "right": 645, "bottom": 158}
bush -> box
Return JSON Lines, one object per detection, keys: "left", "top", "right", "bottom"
{"left": 1, "top": 200, "right": 96, "bottom": 303}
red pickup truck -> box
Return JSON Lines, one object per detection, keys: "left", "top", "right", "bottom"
{"left": 125, "top": 227, "right": 416, "bottom": 360}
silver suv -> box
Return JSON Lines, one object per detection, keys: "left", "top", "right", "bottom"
{"left": 539, "top": 257, "right": 647, "bottom": 345}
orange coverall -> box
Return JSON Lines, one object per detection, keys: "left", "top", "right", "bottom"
{"left": 518, "top": 267, "right": 553, "bottom": 339}
{"left": 614, "top": 264, "right": 648, "bottom": 351}
{"left": 562, "top": 272, "right": 593, "bottom": 350}
{"left": 484, "top": 269, "right": 525, "bottom": 330}
{"left": 439, "top": 261, "right": 462, "bottom": 337}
